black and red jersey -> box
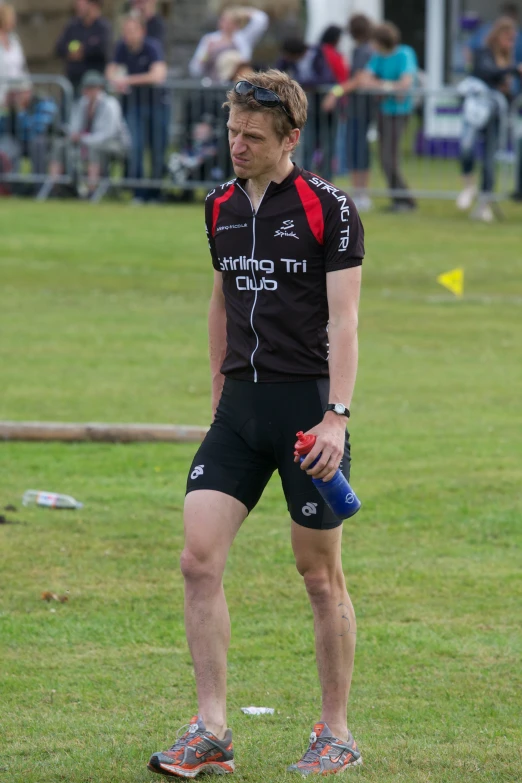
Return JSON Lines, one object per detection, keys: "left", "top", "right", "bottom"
{"left": 204, "top": 164, "right": 364, "bottom": 382}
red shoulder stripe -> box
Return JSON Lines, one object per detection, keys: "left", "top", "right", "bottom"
{"left": 294, "top": 175, "right": 324, "bottom": 245}
{"left": 212, "top": 184, "right": 235, "bottom": 237}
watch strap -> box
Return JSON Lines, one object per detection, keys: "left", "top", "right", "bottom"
{"left": 325, "top": 403, "right": 350, "bottom": 418}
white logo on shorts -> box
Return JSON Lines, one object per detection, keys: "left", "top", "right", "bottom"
{"left": 302, "top": 502, "right": 318, "bottom": 516}
{"left": 191, "top": 465, "right": 205, "bottom": 480}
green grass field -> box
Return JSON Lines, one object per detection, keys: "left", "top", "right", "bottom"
{"left": 1, "top": 199, "right": 521, "bottom": 783}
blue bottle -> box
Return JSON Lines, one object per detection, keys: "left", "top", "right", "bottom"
{"left": 294, "top": 431, "right": 361, "bottom": 520}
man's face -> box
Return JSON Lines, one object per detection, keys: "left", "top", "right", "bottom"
{"left": 83, "top": 86, "right": 100, "bottom": 101}
{"left": 123, "top": 19, "right": 145, "bottom": 49}
{"left": 227, "top": 106, "right": 290, "bottom": 180}
{"left": 76, "top": 0, "right": 88, "bottom": 18}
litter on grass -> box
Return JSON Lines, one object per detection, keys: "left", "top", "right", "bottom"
{"left": 241, "top": 707, "right": 274, "bottom": 715}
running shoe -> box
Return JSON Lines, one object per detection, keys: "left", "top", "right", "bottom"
{"left": 287, "top": 721, "right": 362, "bottom": 776}
{"left": 148, "top": 715, "right": 234, "bottom": 778}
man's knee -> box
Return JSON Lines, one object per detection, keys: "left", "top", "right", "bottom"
{"left": 180, "top": 546, "right": 223, "bottom": 586}
{"left": 297, "top": 562, "right": 345, "bottom": 601}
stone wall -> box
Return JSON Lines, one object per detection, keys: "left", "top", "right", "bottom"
{"left": 14, "top": 0, "right": 301, "bottom": 76}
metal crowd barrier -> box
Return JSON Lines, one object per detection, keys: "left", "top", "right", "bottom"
{"left": 0, "top": 76, "right": 520, "bottom": 203}
{"left": 0, "top": 74, "right": 73, "bottom": 199}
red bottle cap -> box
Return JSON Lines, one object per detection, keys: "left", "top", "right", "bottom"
{"left": 294, "top": 430, "right": 317, "bottom": 456}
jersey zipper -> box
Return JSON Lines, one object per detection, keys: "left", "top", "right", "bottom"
{"left": 236, "top": 182, "right": 269, "bottom": 383}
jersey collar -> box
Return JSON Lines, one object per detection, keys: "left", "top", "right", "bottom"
{"left": 235, "top": 164, "right": 302, "bottom": 197}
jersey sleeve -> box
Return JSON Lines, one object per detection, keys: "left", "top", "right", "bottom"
{"left": 204, "top": 191, "right": 220, "bottom": 270}
{"left": 323, "top": 195, "right": 364, "bottom": 272}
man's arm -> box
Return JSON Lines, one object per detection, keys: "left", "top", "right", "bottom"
{"left": 124, "top": 61, "right": 167, "bottom": 86}
{"left": 298, "top": 265, "right": 361, "bottom": 482}
{"left": 209, "top": 270, "right": 227, "bottom": 420}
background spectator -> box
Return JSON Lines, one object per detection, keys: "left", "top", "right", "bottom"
{"left": 320, "top": 25, "right": 349, "bottom": 85}
{"left": 323, "top": 14, "right": 375, "bottom": 210}
{"left": 128, "top": 0, "right": 166, "bottom": 46}
{"left": 55, "top": 0, "right": 112, "bottom": 96}
{"left": 49, "top": 70, "right": 130, "bottom": 198}
{"left": 0, "top": 78, "right": 57, "bottom": 190}
{"left": 276, "top": 35, "right": 334, "bottom": 87}
{"left": 457, "top": 17, "right": 522, "bottom": 222}
{"left": 189, "top": 7, "right": 268, "bottom": 83}
{"left": 276, "top": 35, "right": 335, "bottom": 178}
{"left": 106, "top": 13, "right": 168, "bottom": 203}
{"left": 360, "top": 21, "right": 418, "bottom": 212}
{"left": 466, "top": 2, "right": 522, "bottom": 68}
{"left": 0, "top": 4, "right": 28, "bottom": 109}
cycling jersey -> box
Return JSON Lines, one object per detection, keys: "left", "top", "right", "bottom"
{"left": 205, "top": 165, "right": 364, "bottom": 382}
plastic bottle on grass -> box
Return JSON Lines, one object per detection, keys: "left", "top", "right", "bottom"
{"left": 22, "top": 490, "right": 83, "bottom": 509}
{"left": 294, "top": 431, "right": 361, "bottom": 520}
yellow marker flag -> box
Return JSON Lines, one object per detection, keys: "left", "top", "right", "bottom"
{"left": 437, "top": 267, "right": 464, "bottom": 297}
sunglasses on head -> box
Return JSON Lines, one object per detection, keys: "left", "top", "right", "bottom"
{"left": 234, "top": 80, "right": 295, "bottom": 127}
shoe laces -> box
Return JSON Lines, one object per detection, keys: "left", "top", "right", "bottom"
{"left": 300, "top": 731, "right": 329, "bottom": 764}
{"left": 168, "top": 721, "right": 200, "bottom": 752}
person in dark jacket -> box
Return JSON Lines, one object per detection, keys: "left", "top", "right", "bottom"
{"left": 457, "top": 16, "right": 522, "bottom": 220}
{"left": 106, "top": 13, "right": 168, "bottom": 202}
{"left": 55, "top": 0, "right": 112, "bottom": 95}
{"left": 323, "top": 14, "right": 374, "bottom": 210}
{"left": 276, "top": 36, "right": 335, "bottom": 178}
{"left": 129, "top": 0, "right": 166, "bottom": 45}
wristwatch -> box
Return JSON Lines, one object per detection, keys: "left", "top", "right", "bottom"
{"left": 325, "top": 403, "right": 350, "bottom": 418}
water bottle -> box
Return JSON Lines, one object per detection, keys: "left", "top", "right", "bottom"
{"left": 294, "top": 431, "right": 361, "bottom": 520}
{"left": 22, "top": 490, "right": 83, "bottom": 510}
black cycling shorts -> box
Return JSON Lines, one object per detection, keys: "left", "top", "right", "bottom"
{"left": 186, "top": 378, "right": 351, "bottom": 530}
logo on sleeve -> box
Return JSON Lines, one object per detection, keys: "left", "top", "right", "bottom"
{"left": 275, "top": 219, "right": 299, "bottom": 239}
{"left": 190, "top": 465, "right": 205, "bottom": 480}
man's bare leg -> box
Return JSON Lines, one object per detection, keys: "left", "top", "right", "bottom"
{"left": 181, "top": 490, "right": 247, "bottom": 739}
{"left": 291, "top": 522, "right": 356, "bottom": 741}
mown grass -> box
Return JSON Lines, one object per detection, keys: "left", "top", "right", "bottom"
{"left": 0, "top": 198, "right": 521, "bottom": 783}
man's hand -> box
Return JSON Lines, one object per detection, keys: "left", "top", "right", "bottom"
{"left": 322, "top": 92, "right": 338, "bottom": 113}
{"left": 67, "top": 43, "right": 84, "bottom": 61}
{"left": 294, "top": 412, "right": 347, "bottom": 483}
{"left": 110, "top": 77, "right": 129, "bottom": 93}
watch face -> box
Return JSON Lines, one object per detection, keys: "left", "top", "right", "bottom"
{"left": 334, "top": 403, "right": 345, "bottom": 415}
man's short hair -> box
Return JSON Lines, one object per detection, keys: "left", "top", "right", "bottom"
{"left": 320, "top": 25, "right": 343, "bottom": 47}
{"left": 281, "top": 37, "right": 308, "bottom": 57}
{"left": 348, "top": 14, "right": 373, "bottom": 44}
{"left": 371, "top": 21, "right": 401, "bottom": 51}
{"left": 224, "top": 69, "right": 308, "bottom": 139}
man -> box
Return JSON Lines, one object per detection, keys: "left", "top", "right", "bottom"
{"left": 55, "top": 0, "right": 112, "bottom": 95}
{"left": 129, "top": 0, "right": 166, "bottom": 46}
{"left": 106, "top": 13, "right": 168, "bottom": 202}
{"left": 49, "top": 70, "right": 129, "bottom": 197}
{"left": 359, "top": 21, "right": 418, "bottom": 212}
{"left": 322, "top": 14, "right": 375, "bottom": 211}
{"left": 148, "top": 69, "right": 364, "bottom": 778}
{"left": 276, "top": 37, "right": 336, "bottom": 178}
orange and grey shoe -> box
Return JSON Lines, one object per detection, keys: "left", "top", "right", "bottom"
{"left": 148, "top": 715, "right": 234, "bottom": 778}
{"left": 288, "top": 721, "right": 362, "bottom": 776}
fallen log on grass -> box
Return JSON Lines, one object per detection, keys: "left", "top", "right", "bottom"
{"left": 0, "top": 421, "right": 208, "bottom": 443}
